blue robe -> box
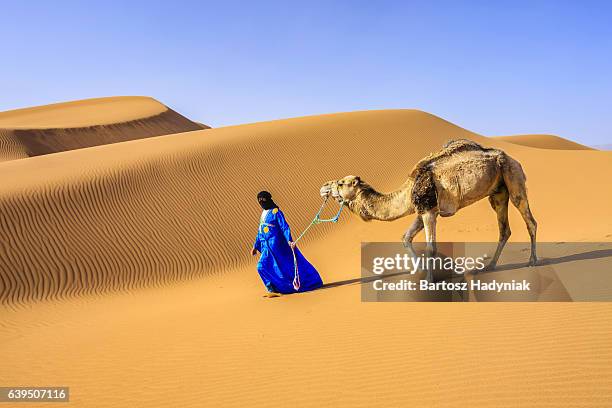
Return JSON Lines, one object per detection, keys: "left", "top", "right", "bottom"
{"left": 254, "top": 208, "right": 323, "bottom": 294}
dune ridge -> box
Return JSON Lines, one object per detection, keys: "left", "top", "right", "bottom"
{"left": 495, "top": 134, "right": 594, "bottom": 150}
{"left": 1, "top": 109, "right": 611, "bottom": 305}
{"left": 0, "top": 96, "right": 207, "bottom": 161}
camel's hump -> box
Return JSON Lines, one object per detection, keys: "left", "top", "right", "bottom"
{"left": 409, "top": 139, "right": 493, "bottom": 177}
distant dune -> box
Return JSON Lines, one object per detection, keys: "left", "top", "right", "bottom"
{"left": 1, "top": 105, "right": 610, "bottom": 407}
{"left": 593, "top": 143, "right": 612, "bottom": 150}
{"left": 0, "top": 96, "right": 207, "bottom": 161}
{"left": 494, "top": 134, "right": 594, "bottom": 150}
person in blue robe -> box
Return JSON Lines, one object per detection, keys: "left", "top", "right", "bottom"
{"left": 251, "top": 191, "right": 323, "bottom": 296}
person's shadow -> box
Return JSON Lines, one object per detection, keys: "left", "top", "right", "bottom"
{"left": 317, "top": 248, "right": 612, "bottom": 291}
{"left": 319, "top": 271, "right": 413, "bottom": 290}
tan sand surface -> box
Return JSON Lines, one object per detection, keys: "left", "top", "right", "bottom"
{"left": 1, "top": 107, "right": 611, "bottom": 407}
{"left": 495, "top": 134, "right": 595, "bottom": 150}
{"left": 0, "top": 96, "right": 207, "bottom": 161}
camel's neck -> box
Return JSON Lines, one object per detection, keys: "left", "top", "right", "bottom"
{"left": 349, "top": 178, "right": 415, "bottom": 221}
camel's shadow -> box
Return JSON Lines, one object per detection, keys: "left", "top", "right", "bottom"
{"left": 485, "top": 248, "right": 612, "bottom": 274}
{"left": 318, "top": 248, "right": 612, "bottom": 290}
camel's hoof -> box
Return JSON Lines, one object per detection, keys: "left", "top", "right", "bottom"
{"left": 422, "top": 271, "right": 434, "bottom": 282}
{"left": 482, "top": 262, "right": 497, "bottom": 272}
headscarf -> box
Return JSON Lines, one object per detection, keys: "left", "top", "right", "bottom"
{"left": 257, "top": 191, "right": 278, "bottom": 210}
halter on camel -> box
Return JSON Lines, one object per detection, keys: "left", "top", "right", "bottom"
{"left": 291, "top": 196, "right": 344, "bottom": 290}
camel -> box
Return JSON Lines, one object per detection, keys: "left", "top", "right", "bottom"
{"left": 320, "top": 139, "right": 537, "bottom": 271}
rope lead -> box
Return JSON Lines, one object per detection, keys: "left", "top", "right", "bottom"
{"left": 292, "top": 196, "right": 344, "bottom": 290}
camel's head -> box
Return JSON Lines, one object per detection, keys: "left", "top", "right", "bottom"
{"left": 320, "top": 175, "right": 362, "bottom": 202}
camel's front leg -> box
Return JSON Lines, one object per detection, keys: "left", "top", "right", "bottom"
{"left": 403, "top": 216, "right": 424, "bottom": 269}
{"left": 421, "top": 210, "right": 438, "bottom": 281}
{"left": 402, "top": 215, "right": 423, "bottom": 248}
{"left": 422, "top": 210, "right": 438, "bottom": 256}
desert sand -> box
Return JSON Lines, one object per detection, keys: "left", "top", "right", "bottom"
{"left": 0, "top": 99, "right": 611, "bottom": 407}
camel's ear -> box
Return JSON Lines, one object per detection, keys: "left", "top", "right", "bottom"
{"left": 352, "top": 177, "right": 361, "bottom": 186}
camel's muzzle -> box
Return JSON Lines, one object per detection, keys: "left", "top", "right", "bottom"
{"left": 320, "top": 182, "right": 337, "bottom": 198}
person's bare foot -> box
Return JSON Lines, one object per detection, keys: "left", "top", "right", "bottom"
{"left": 263, "top": 292, "right": 282, "bottom": 298}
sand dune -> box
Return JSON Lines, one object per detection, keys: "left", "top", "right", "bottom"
{"left": 1, "top": 107, "right": 611, "bottom": 407}
{"left": 1, "top": 109, "right": 610, "bottom": 304}
{"left": 593, "top": 143, "right": 612, "bottom": 150}
{"left": 495, "top": 134, "right": 594, "bottom": 150}
{"left": 0, "top": 96, "right": 207, "bottom": 161}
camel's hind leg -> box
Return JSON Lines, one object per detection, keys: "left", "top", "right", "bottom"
{"left": 486, "top": 184, "right": 511, "bottom": 270}
{"left": 502, "top": 156, "right": 538, "bottom": 266}
{"left": 514, "top": 198, "right": 538, "bottom": 266}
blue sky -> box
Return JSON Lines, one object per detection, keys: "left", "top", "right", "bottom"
{"left": 1, "top": 1, "right": 610, "bottom": 145}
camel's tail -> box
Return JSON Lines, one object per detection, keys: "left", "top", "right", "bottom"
{"left": 497, "top": 151, "right": 531, "bottom": 208}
